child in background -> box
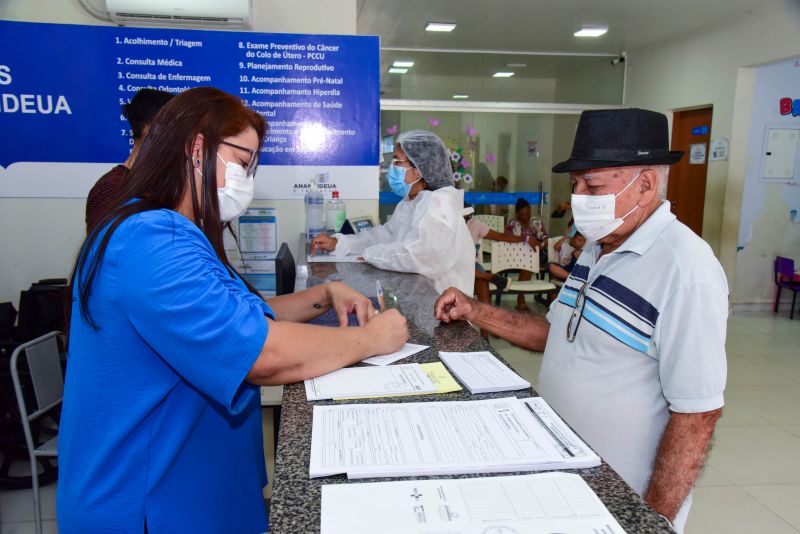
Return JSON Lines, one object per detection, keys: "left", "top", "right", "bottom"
{"left": 548, "top": 232, "right": 586, "bottom": 282}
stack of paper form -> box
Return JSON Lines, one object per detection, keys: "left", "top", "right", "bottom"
{"left": 321, "top": 472, "right": 626, "bottom": 534}
{"left": 439, "top": 351, "right": 530, "bottom": 393}
{"left": 304, "top": 363, "right": 437, "bottom": 401}
{"left": 309, "top": 396, "right": 600, "bottom": 478}
{"left": 362, "top": 343, "right": 428, "bottom": 366}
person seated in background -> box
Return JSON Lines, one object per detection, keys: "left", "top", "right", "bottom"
{"left": 464, "top": 205, "right": 536, "bottom": 304}
{"left": 505, "top": 197, "right": 548, "bottom": 311}
{"left": 310, "top": 130, "right": 474, "bottom": 295}
{"left": 85, "top": 88, "right": 173, "bottom": 232}
{"left": 59, "top": 87, "right": 408, "bottom": 533}
{"left": 548, "top": 232, "right": 586, "bottom": 282}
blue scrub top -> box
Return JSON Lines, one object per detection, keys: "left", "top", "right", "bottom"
{"left": 58, "top": 209, "right": 273, "bottom": 533}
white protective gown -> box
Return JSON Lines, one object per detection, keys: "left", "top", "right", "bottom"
{"left": 332, "top": 186, "right": 474, "bottom": 295}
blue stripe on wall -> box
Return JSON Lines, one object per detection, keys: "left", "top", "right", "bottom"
{"left": 379, "top": 191, "right": 546, "bottom": 205}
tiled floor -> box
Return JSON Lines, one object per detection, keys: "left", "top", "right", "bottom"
{"left": 1, "top": 306, "right": 798, "bottom": 533}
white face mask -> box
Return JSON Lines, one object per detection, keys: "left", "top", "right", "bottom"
{"left": 570, "top": 172, "right": 641, "bottom": 242}
{"left": 216, "top": 153, "right": 254, "bottom": 222}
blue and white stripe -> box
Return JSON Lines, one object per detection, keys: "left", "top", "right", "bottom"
{"left": 557, "top": 271, "right": 660, "bottom": 354}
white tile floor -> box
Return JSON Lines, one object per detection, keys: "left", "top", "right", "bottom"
{"left": 1, "top": 307, "right": 798, "bottom": 533}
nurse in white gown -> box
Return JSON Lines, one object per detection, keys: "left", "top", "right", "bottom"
{"left": 310, "top": 130, "right": 474, "bottom": 295}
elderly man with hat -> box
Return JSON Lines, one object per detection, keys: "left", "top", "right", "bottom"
{"left": 435, "top": 109, "right": 727, "bottom": 532}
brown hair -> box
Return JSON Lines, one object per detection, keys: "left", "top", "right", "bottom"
{"left": 70, "top": 87, "right": 267, "bottom": 330}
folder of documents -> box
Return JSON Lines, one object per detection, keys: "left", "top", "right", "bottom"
{"left": 321, "top": 472, "right": 626, "bottom": 534}
{"left": 304, "top": 363, "right": 437, "bottom": 401}
{"left": 439, "top": 351, "right": 531, "bottom": 393}
{"left": 309, "top": 396, "right": 600, "bottom": 478}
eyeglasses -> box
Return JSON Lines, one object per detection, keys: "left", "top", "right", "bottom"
{"left": 391, "top": 157, "right": 415, "bottom": 168}
{"left": 220, "top": 140, "right": 259, "bottom": 176}
{"left": 566, "top": 281, "right": 589, "bottom": 342}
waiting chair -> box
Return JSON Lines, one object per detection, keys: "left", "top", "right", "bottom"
{"left": 773, "top": 256, "right": 800, "bottom": 319}
{"left": 474, "top": 214, "right": 505, "bottom": 271}
{"left": 10, "top": 332, "right": 63, "bottom": 534}
{"left": 490, "top": 242, "right": 556, "bottom": 306}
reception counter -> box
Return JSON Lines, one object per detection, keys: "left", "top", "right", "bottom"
{"left": 268, "top": 259, "right": 674, "bottom": 533}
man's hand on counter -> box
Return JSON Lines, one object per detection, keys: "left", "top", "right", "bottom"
{"left": 434, "top": 288, "right": 479, "bottom": 324}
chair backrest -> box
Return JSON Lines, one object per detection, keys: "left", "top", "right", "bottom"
{"left": 275, "top": 242, "right": 296, "bottom": 296}
{"left": 11, "top": 332, "right": 63, "bottom": 423}
{"left": 474, "top": 214, "right": 505, "bottom": 233}
{"left": 775, "top": 256, "right": 795, "bottom": 278}
{"left": 491, "top": 242, "right": 540, "bottom": 274}
{"left": 17, "top": 281, "right": 68, "bottom": 343}
{"left": 474, "top": 214, "right": 505, "bottom": 260}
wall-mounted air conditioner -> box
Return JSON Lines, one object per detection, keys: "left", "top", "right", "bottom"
{"left": 106, "top": 0, "right": 252, "bottom": 29}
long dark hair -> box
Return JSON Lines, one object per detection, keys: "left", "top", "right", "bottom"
{"left": 69, "top": 87, "right": 267, "bottom": 332}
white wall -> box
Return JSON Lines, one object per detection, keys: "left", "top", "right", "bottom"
{"left": 625, "top": 0, "right": 800, "bottom": 305}
{"left": 0, "top": 0, "right": 366, "bottom": 305}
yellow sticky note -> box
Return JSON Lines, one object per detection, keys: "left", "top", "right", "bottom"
{"left": 419, "top": 362, "right": 462, "bottom": 394}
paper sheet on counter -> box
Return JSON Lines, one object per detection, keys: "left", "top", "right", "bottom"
{"left": 321, "top": 472, "right": 626, "bottom": 534}
{"left": 304, "top": 364, "right": 437, "bottom": 401}
{"left": 362, "top": 343, "right": 428, "bottom": 366}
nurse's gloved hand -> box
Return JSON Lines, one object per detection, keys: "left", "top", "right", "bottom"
{"left": 326, "top": 281, "right": 375, "bottom": 326}
{"left": 364, "top": 309, "right": 408, "bottom": 356}
{"left": 310, "top": 234, "right": 337, "bottom": 255}
{"left": 434, "top": 288, "right": 478, "bottom": 323}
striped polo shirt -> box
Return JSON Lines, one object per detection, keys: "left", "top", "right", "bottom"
{"left": 538, "top": 201, "right": 728, "bottom": 505}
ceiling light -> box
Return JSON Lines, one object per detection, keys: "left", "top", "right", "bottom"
{"left": 493, "top": 72, "right": 514, "bottom": 78}
{"left": 388, "top": 67, "right": 408, "bottom": 74}
{"left": 425, "top": 22, "right": 456, "bottom": 32}
{"left": 452, "top": 94, "right": 469, "bottom": 99}
{"left": 392, "top": 60, "right": 414, "bottom": 68}
{"left": 574, "top": 27, "right": 608, "bottom": 37}
{"left": 507, "top": 63, "right": 527, "bottom": 68}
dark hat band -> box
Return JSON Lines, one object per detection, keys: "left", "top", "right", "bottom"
{"left": 572, "top": 148, "right": 676, "bottom": 161}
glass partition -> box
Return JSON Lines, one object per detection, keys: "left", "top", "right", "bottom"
{"left": 379, "top": 109, "right": 580, "bottom": 237}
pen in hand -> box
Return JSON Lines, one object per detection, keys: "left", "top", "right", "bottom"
{"left": 376, "top": 280, "right": 385, "bottom": 312}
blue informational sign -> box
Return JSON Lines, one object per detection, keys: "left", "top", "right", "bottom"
{"left": 691, "top": 125, "right": 709, "bottom": 135}
{"left": 380, "top": 191, "right": 547, "bottom": 206}
{"left": 0, "top": 20, "right": 379, "bottom": 168}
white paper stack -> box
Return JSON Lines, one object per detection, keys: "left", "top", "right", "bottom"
{"left": 321, "top": 472, "right": 626, "bottom": 534}
{"left": 304, "top": 363, "right": 437, "bottom": 401}
{"left": 362, "top": 343, "right": 428, "bottom": 366}
{"left": 309, "top": 396, "right": 600, "bottom": 479}
{"left": 439, "top": 351, "right": 530, "bottom": 393}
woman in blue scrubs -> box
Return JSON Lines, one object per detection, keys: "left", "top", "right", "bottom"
{"left": 57, "top": 87, "right": 407, "bottom": 533}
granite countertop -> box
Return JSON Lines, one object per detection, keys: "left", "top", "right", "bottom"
{"left": 269, "top": 259, "right": 673, "bottom": 533}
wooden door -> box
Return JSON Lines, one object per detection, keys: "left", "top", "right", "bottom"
{"left": 668, "top": 107, "right": 712, "bottom": 235}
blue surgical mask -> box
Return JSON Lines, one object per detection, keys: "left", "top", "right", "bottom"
{"left": 387, "top": 165, "right": 421, "bottom": 198}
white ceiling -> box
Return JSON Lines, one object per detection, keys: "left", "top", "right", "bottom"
{"left": 358, "top": 0, "right": 778, "bottom": 53}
